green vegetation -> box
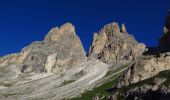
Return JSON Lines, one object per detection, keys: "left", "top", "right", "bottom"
{"left": 155, "top": 70, "right": 170, "bottom": 86}
{"left": 0, "top": 82, "right": 13, "bottom": 87}
{"left": 72, "top": 75, "right": 118, "bottom": 100}
{"left": 71, "top": 64, "right": 130, "bottom": 100}
{"left": 60, "top": 80, "right": 75, "bottom": 87}
{"left": 30, "top": 98, "right": 43, "bottom": 100}
{"left": 1, "top": 93, "right": 18, "bottom": 97}
{"left": 74, "top": 70, "right": 86, "bottom": 78}
{"left": 118, "top": 70, "right": 170, "bottom": 99}
{"left": 105, "top": 64, "right": 130, "bottom": 77}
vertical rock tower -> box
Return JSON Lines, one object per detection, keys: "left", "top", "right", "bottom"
{"left": 88, "top": 22, "right": 145, "bottom": 63}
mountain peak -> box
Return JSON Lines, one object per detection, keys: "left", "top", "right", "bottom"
{"left": 102, "top": 22, "right": 120, "bottom": 34}
{"left": 0, "top": 22, "right": 86, "bottom": 74}
{"left": 44, "top": 23, "right": 76, "bottom": 43}
{"left": 60, "top": 22, "right": 75, "bottom": 32}
{"left": 88, "top": 22, "right": 145, "bottom": 63}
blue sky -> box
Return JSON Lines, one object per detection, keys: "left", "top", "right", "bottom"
{"left": 0, "top": 0, "right": 170, "bottom": 56}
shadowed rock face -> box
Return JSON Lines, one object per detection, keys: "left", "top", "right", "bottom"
{"left": 159, "top": 31, "right": 170, "bottom": 50}
{"left": 159, "top": 12, "right": 170, "bottom": 49}
{"left": 88, "top": 22, "right": 145, "bottom": 63}
{"left": 0, "top": 23, "right": 86, "bottom": 74}
{"left": 165, "top": 11, "right": 170, "bottom": 30}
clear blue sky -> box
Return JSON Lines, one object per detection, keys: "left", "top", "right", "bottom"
{"left": 0, "top": 0, "right": 170, "bottom": 56}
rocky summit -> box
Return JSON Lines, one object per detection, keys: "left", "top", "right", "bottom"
{"left": 88, "top": 22, "right": 145, "bottom": 63}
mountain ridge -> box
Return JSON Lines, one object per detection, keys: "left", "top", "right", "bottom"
{"left": 0, "top": 12, "right": 170, "bottom": 100}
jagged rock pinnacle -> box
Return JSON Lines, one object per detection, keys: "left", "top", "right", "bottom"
{"left": 163, "top": 26, "right": 168, "bottom": 34}
{"left": 88, "top": 22, "right": 145, "bottom": 63}
{"left": 102, "top": 22, "right": 120, "bottom": 35}
{"left": 121, "top": 24, "right": 127, "bottom": 33}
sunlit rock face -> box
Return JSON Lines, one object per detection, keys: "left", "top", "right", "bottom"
{"left": 0, "top": 23, "right": 86, "bottom": 74}
{"left": 88, "top": 22, "right": 145, "bottom": 63}
{"left": 116, "top": 54, "right": 170, "bottom": 88}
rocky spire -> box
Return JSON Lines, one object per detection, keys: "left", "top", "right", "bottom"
{"left": 163, "top": 26, "right": 168, "bottom": 34}
{"left": 0, "top": 23, "right": 86, "bottom": 74}
{"left": 113, "top": 22, "right": 120, "bottom": 33}
{"left": 88, "top": 22, "right": 145, "bottom": 63}
{"left": 121, "top": 24, "right": 127, "bottom": 33}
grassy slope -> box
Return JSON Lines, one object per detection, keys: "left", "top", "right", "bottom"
{"left": 71, "top": 64, "right": 131, "bottom": 100}
{"left": 72, "top": 76, "right": 117, "bottom": 100}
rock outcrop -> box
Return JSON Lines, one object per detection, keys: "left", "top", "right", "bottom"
{"left": 116, "top": 53, "right": 170, "bottom": 88}
{"left": 88, "top": 22, "right": 145, "bottom": 63}
{"left": 123, "top": 70, "right": 170, "bottom": 100}
{"left": 126, "top": 84, "right": 170, "bottom": 100}
{"left": 0, "top": 23, "right": 86, "bottom": 74}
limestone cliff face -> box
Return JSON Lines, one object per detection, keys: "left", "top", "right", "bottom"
{"left": 116, "top": 53, "right": 170, "bottom": 88}
{"left": 88, "top": 22, "right": 145, "bottom": 63}
{"left": 0, "top": 23, "right": 86, "bottom": 74}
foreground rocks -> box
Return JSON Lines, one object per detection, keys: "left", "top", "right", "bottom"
{"left": 125, "top": 70, "right": 170, "bottom": 100}
{"left": 126, "top": 85, "right": 170, "bottom": 100}
{"left": 88, "top": 22, "right": 145, "bottom": 63}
